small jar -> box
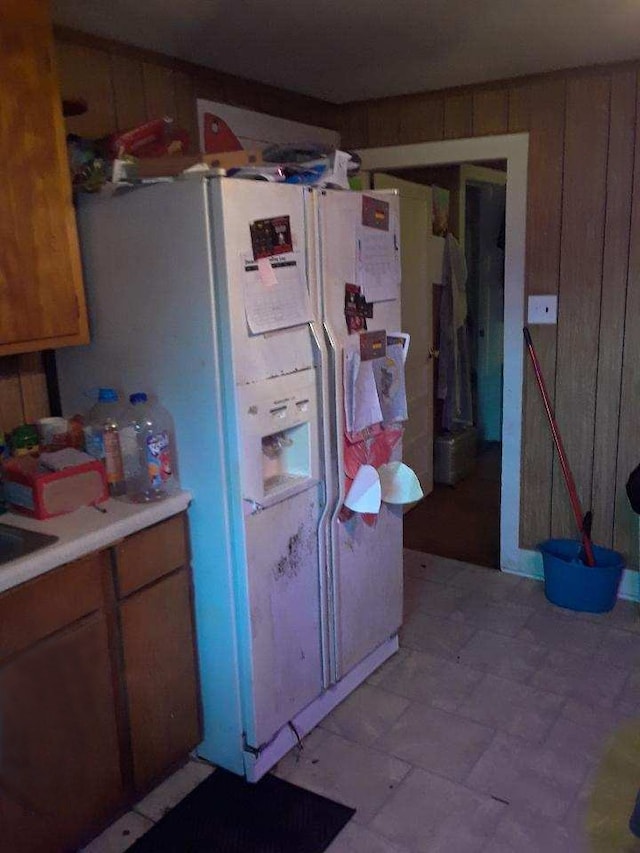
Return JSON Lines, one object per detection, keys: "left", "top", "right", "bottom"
{"left": 11, "top": 425, "right": 39, "bottom": 457}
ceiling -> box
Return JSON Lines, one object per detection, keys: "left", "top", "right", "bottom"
{"left": 52, "top": 0, "right": 640, "bottom": 103}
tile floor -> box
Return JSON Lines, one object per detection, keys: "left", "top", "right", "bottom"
{"left": 84, "top": 549, "right": 640, "bottom": 853}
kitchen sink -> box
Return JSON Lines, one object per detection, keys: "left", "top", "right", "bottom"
{"left": 0, "top": 523, "right": 58, "bottom": 565}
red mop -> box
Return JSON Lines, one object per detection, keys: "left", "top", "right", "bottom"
{"left": 523, "top": 327, "right": 596, "bottom": 567}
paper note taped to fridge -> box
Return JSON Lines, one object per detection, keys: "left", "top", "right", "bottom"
{"left": 243, "top": 252, "right": 313, "bottom": 334}
{"left": 344, "top": 338, "right": 408, "bottom": 434}
{"left": 343, "top": 348, "right": 383, "bottom": 434}
{"left": 372, "top": 343, "right": 408, "bottom": 423}
{"left": 356, "top": 226, "right": 401, "bottom": 303}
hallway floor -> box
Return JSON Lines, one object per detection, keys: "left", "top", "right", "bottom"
{"left": 403, "top": 442, "right": 501, "bottom": 568}
{"left": 85, "top": 551, "right": 640, "bottom": 853}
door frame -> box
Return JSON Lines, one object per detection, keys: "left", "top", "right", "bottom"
{"left": 357, "top": 134, "right": 532, "bottom": 576}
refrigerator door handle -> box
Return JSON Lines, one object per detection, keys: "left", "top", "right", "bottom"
{"left": 321, "top": 315, "right": 346, "bottom": 684}
{"left": 306, "top": 183, "right": 336, "bottom": 691}
{"left": 308, "top": 317, "right": 335, "bottom": 690}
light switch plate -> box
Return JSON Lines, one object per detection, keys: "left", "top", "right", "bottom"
{"left": 528, "top": 295, "right": 557, "bottom": 324}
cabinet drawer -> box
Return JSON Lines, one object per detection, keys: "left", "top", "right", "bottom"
{"left": 115, "top": 514, "right": 188, "bottom": 598}
{"left": 0, "top": 550, "right": 106, "bottom": 662}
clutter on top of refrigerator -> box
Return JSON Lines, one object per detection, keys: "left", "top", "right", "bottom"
{"left": 67, "top": 116, "right": 360, "bottom": 193}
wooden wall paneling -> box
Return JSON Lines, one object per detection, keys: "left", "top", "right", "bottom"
{"left": 592, "top": 70, "right": 636, "bottom": 548}
{"left": 221, "top": 74, "right": 265, "bottom": 112}
{"left": 614, "top": 72, "right": 640, "bottom": 566}
{"left": 256, "top": 85, "right": 335, "bottom": 129}
{"left": 398, "top": 93, "right": 444, "bottom": 143}
{"left": 551, "top": 74, "right": 610, "bottom": 540}
{"left": 257, "top": 87, "right": 301, "bottom": 124}
{"left": 523, "top": 86, "right": 566, "bottom": 290}
{"left": 472, "top": 88, "right": 508, "bottom": 136}
{"left": 443, "top": 93, "right": 473, "bottom": 139}
{"left": 142, "top": 63, "right": 177, "bottom": 120}
{"left": 339, "top": 102, "right": 369, "bottom": 149}
{"left": 367, "top": 99, "right": 403, "bottom": 147}
{"left": 110, "top": 54, "right": 146, "bottom": 131}
{"left": 17, "top": 353, "right": 49, "bottom": 423}
{"left": 519, "top": 79, "right": 566, "bottom": 548}
{"left": 508, "top": 84, "right": 531, "bottom": 133}
{"left": 56, "top": 42, "right": 116, "bottom": 138}
{"left": 55, "top": 26, "right": 337, "bottom": 131}
{"left": 193, "top": 75, "right": 227, "bottom": 107}
{"left": 0, "top": 355, "right": 49, "bottom": 433}
{"left": 0, "top": 358, "right": 24, "bottom": 433}
{"left": 173, "top": 71, "right": 199, "bottom": 153}
{"left": 307, "top": 102, "right": 342, "bottom": 135}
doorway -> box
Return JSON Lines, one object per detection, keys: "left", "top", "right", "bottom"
{"left": 374, "top": 162, "right": 506, "bottom": 568}
{"left": 358, "top": 135, "right": 529, "bottom": 575}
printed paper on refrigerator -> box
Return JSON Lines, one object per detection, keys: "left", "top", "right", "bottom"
{"left": 344, "top": 345, "right": 383, "bottom": 434}
{"left": 372, "top": 343, "right": 408, "bottom": 423}
{"left": 355, "top": 226, "right": 401, "bottom": 303}
{"left": 243, "top": 251, "right": 313, "bottom": 334}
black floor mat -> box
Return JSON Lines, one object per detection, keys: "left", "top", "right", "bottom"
{"left": 128, "top": 768, "right": 355, "bottom": 853}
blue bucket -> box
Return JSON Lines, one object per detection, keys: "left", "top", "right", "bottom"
{"left": 538, "top": 538, "right": 625, "bottom": 613}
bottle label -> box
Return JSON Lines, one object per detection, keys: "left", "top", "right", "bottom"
{"left": 146, "top": 431, "right": 171, "bottom": 489}
{"left": 104, "top": 430, "right": 124, "bottom": 485}
{"left": 84, "top": 427, "right": 104, "bottom": 461}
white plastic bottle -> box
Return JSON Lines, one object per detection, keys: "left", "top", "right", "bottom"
{"left": 84, "top": 387, "right": 126, "bottom": 496}
{"left": 125, "top": 392, "right": 177, "bottom": 502}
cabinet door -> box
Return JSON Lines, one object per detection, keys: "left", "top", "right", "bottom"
{"left": 120, "top": 568, "right": 201, "bottom": 793}
{"left": 0, "top": 787, "right": 62, "bottom": 853}
{"left": 0, "top": 613, "right": 123, "bottom": 851}
{"left": 0, "top": 0, "right": 88, "bottom": 355}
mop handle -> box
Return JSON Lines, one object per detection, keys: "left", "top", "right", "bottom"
{"left": 523, "top": 327, "right": 596, "bottom": 567}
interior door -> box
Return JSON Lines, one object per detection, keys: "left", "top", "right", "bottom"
{"left": 373, "top": 173, "right": 435, "bottom": 496}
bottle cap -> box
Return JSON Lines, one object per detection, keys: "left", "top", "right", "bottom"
{"left": 130, "top": 392, "right": 148, "bottom": 404}
{"left": 98, "top": 388, "right": 118, "bottom": 402}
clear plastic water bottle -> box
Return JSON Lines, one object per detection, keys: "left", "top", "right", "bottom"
{"left": 84, "top": 387, "right": 126, "bottom": 496}
{"left": 124, "top": 392, "right": 177, "bottom": 502}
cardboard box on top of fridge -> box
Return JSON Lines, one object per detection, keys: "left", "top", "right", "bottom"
{"left": 127, "top": 150, "right": 264, "bottom": 179}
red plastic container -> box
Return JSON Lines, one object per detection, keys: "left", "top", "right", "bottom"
{"left": 2, "top": 457, "right": 108, "bottom": 520}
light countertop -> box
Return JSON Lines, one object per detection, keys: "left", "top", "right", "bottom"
{"left": 0, "top": 489, "right": 192, "bottom": 595}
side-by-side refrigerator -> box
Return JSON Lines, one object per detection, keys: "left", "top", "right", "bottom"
{"left": 56, "top": 177, "right": 403, "bottom": 781}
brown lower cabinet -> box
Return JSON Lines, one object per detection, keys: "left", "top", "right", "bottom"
{"left": 0, "top": 513, "right": 201, "bottom": 852}
{"left": 121, "top": 568, "right": 201, "bottom": 793}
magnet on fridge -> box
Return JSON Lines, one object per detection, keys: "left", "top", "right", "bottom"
{"left": 344, "top": 464, "right": 381, "bottom": 513}
{"left": 378, "top": 461, "right": 423, "bottom": 504}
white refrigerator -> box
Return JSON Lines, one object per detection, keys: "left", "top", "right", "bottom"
{"left": 56, "top": 177, "right": 404, "bottom": 781}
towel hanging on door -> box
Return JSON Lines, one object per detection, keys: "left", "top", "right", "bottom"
{"left": 437, "top": 233, "right": 473, "bottom": 430}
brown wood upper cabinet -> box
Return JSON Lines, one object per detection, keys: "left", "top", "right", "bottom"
{"left": 0, "top": 0, "right": 88, "bottom": 356}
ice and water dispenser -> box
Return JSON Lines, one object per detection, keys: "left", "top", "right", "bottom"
{"left": 236, "top": 371, "right": 320, "bottom": 508}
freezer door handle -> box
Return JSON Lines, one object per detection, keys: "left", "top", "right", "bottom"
{"left": 308, "top": 317, "right": 334, "bottom": 689}
{"left": 320, "top": 316, "right": 346, "bottom": 684}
